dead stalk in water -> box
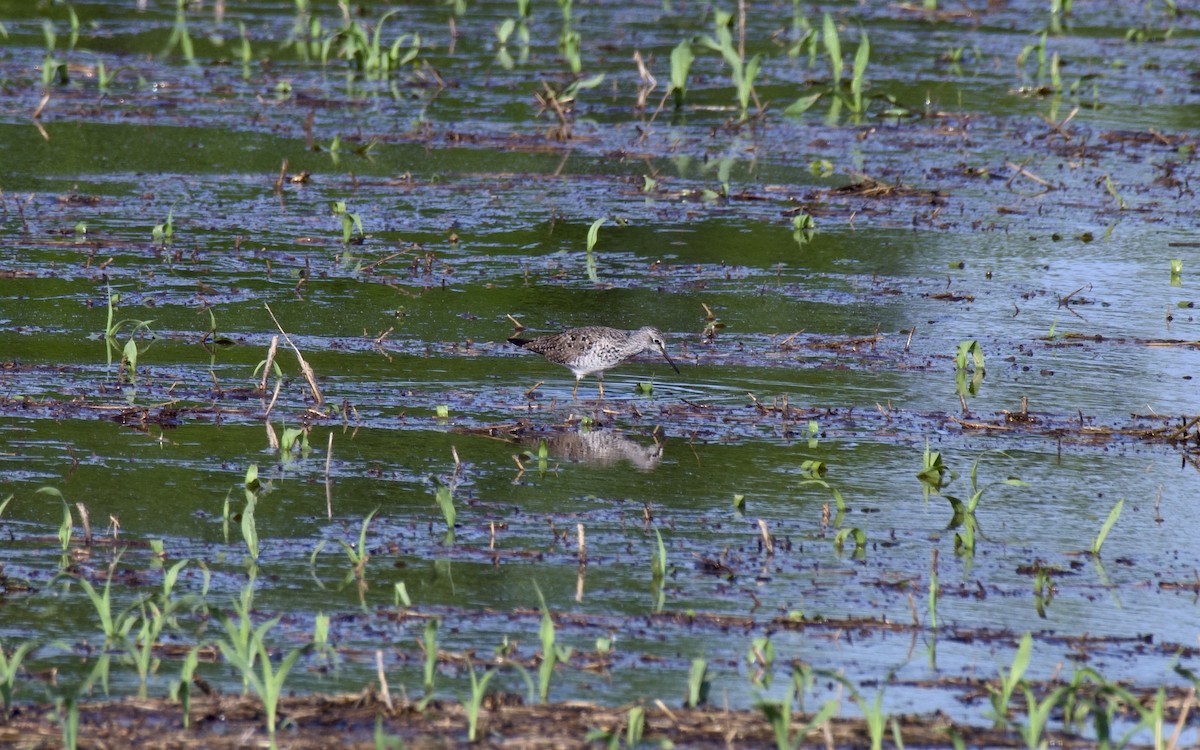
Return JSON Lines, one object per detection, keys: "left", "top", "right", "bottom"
{"left": 76, "top": 503, "right": 92, "bottom": 546}
{"left": 375, "top": 650, "right": 393, "bottom": 712}
{"left": 325, "top": 432, "right": 334, "bottom": 520}
{"left": 274, "top": 158, "right": 288, "bottom": 193}
{"left": 1167, "top": 686, "right": 1194, "bottom": 749}
{"left": 261, "top": 336, "right": 279, "bottom": 394}
{"left": 758, "top": 519, "right": 774, "bottom": 556}
{"left": 264, "top": 304, "right": 323, "bottom": 406}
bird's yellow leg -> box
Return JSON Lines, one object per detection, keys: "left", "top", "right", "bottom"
{"left": 572, "top": 379, "right": 580, "bottom": 399}
{"left": 597, "top": 378, "right": 604, "bottom": 400}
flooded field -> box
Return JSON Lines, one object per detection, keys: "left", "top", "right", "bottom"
{"left": 1, "top": 0, "right": 1200, "bottom": 746}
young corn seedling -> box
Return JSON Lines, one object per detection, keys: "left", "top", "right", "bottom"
{"left": 697, "top": 9, "right": 762, "bottom": 121}
{"left": 161, "top": 0, "right": 196, "bottom": 64}
{"left": 788, "top": 0, "right": 815, "bottom": 59}
{"left": 339, "top": 508, "right": 378, "bottom": 583}
{"left": 68, "top": 552, "right": 139, "bottom": 649}
{"left": 464, "top": 658, "right": 499, "bottom": 742}
{"left": 1017, "top": 32, "right": 1049, "bottom": 84}
{"left": 798, "top": 460, "right": 845, "bottom": 519}
{"left": 1103, "top": 175, "right": 1128, "bottom": 210}
{"left": 130, "top": 598, "right": 169, "bottom": 698}
{"left": 650, "top": 527, "right": 668, "bottom": 612}
{"left": 495, "top": 0, "right": 532, "bottom": 67}
{"left": 101, "top": 285, "right": 156, "bottom": 380}
{"left": 1091, "top": 498, "right": 1123, "bottom": 556}
{"left": 278, "top": 425, "right": 310, "bottom": 461}
{"left": 151, "top": 203, "right": 176, "bottom": 246}
{"left": 374, "top": 714, "right": 404, "bottom": 750}
{"left": 41, "top": 20, "right": 68, "bottom": 87}
{"left": 822, "top": 13, "right": 842, "bottom": 90}
{"left": 241, "top": 490, "right": 260, "bottom": 563}
{"left": 916, "top": 440, "right": 949, "bottom": 498}
{"left": 494, "top": 18, "right": 517, "bottom": 69}
{"left": 329, "top": 10, "right": 421, "bottom": 79}
{"left": 585, "top": 217, "right": 604, "bottom": 283}
{"left": 833, "top": 526, "right": 867, "bottom": 557}
{"left": 626, "top": 705, "right": 645, "bottom": 746}
{"left": 986, "top": 632, "right": 1032, "bottom": 728}
{"left": 419, "top": 618, "right": 440, "bottom": 698}
{"left": 434, "top": 481, "right": 456, "bottom": 545}
{"left": 955, "top": 339, "right": 985, "bottom": 398}
{"left": 48, "top": 492, "right": 74, "bottom": 557}
{"left": 216, "top": 615, "right": 308, "bottom": 742}
{"left": 944, "top": 451, "right": 1027, "bottom": 555}
{"left": 1060, "top": 669, "right": 1149, "bottom": 747}
{"left": 311, "top": 613, "right": 337, "bottom": 669}
{"left": 236, "top": 20, "right": 254, "bottom": 79}
{"left": 39, "top": 3, "right": 79, "bottom": 87}
{"left": 668, "top": 39, "right": 694, "bottom": 109}
{"left": 518, "top": 439, "right": 551, "bottom": 476}
{"left": 1020, "top": 683, "right": 1069, "bottom": 748}
{"left": 850, "top": 681, "right": 889, "bottom": 750}
{"left": 394, "top": 582, "right": 411, "bottom": 610}
{"left": 169, "top": 645, "right": 203, "bottom": 729}
{"left": 0, "top": 640, "right": 37, "bottom": 718}
{"left": 534, "top": 583, "right": 572, "bottom": 704}
{"left": 221, "top": 573, "right": 260, "bottom": 694}
{"left": 54, "top": 694, "right": 80, "bottom": 750}
{"left": 756, "top": 676, "right": 838, "bottom": 750}
{"left": 1033, "top": 566, "right": 1056, "bottom": 618}
{"left": 792, "top": 213, "right": 816, "bottom": 249}
{"left": 686, "top": 657, "right": 710, "bottom": 708}
{"left": 847, "top": 29, "right": 870, "bottom": 116}
{"left": 330, "top": 200, "right": 364, "bottom": 245}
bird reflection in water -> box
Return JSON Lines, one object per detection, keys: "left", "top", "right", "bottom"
{"left": 522, "top": 429, "right": 664, "bottom": 471}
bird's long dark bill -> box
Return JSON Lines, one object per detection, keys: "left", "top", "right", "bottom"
{"left": 658, "top": 346, "right": 681, "bottom": 374}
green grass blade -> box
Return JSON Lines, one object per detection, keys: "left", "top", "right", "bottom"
{"left": 1092, "top": 498, "right": 1124, "bottom": 556}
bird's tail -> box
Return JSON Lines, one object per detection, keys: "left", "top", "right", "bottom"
{"left": 508, "top": 336, "right": 531, "bottom": 347}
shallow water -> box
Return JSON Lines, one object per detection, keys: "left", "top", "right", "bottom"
{"left": 1, "top": 0, "right": 1200, "bottom": 741}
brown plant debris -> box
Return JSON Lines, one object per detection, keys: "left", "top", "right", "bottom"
{"left": 0, "top": 691, "right": 1109, "bottom": 749}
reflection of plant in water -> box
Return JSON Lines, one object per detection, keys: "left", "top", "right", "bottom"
{"left": 955, "top": 339, "right": 985, "bottom": 403}
{"left": 39, "top": 5, "right": 78, "bottom": 87}
{"left": 792, "top": 213, "right": 816, "bottom": 249}
{"left": 494, "top": 0, "right": 532, "bottom": 69}
{"left": 917, "top": 440, "right": 949, "bottom": 500}
{"left": 556, "top": 0, "right": 581, "bottom": 74}
{"left": 747, "top": 636, "right": 774, "bottom": 688}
